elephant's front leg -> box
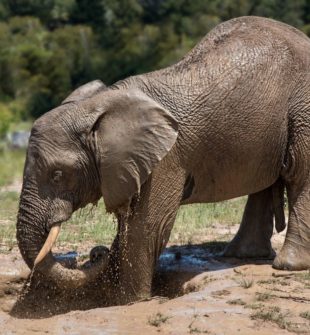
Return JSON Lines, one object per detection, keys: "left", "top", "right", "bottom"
{"left": 107, "top": 164, "right": 186, "bottom": 304}
{"left": 223, "top": 187, "right": 276, "bottom": 259}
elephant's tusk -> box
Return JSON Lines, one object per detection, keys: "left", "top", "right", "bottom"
{"left": 34, "top": 224, "right": 61, "bottom": 267}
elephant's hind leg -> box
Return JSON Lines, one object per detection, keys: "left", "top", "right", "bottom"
{"left": 273, "top": 164, "right": 310, "bottom": 270}
{"left": 273, "top": 179, "right": 310, "bottom": 270}
{"left": 223, "top": 187, "right": 275, "bottom": 259}
{"left": 273, "top": 92, "right": 310, "bottom": 270}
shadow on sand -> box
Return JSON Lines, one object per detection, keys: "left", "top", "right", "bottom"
{"left": 9, "top": 241, "right": 273, "bottom": 319}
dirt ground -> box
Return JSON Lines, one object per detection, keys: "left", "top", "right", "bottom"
{"left": 0, "top": 226, "right": 309, "bottom": 335}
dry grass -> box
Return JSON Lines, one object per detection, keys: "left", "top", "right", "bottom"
{"left": 300, "top": 311, "right": 310, "bottom": 320}
{"left": 235, "top": 276, "right": 254, "bottom": 289}
{"left": 295, "top": 271, "right": 310, "bottom": 288}
{"left": 255, "top": 292, "right": 272, "bottom": 302}
{"left": 188, "top": 311, "right": 209, "bottom": 334}
{"left": 148, "top": 312, "right": 171, "bottom": 327}
{"left": 227, "top": 298, "right": 246, "bottom": 306}
{"left": 251, "top": 306, "right": 291, "bottom": 330}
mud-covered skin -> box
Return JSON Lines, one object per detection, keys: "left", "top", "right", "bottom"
{"left": 17, "top": 16, "right": 310, "bottom": 305}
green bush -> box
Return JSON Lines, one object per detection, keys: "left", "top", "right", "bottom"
{"left": 0, "top": 0, "right": 309, "bottom": 122}
{"left": 0, "top": 103, "right": 12, "bottom": 138}
{"left": 302, "top": 24, "right": 310, "bottom": 36}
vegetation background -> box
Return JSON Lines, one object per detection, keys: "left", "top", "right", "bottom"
{"left": 0, "top": 0, "right": 310, "bottom": 134}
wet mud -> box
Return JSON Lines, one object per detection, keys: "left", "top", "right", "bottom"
{"left": 1, "top": 227, "right": 310, "bottom": 334}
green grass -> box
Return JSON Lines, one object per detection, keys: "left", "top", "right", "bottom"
{"left": 59, "top": 196, "right": 245, "bottom": 247}
{"left": 0, "top": 120, "right": 31, "bottom": 187}
{"left": 0, "top": 191, "right": 20, "bottom": 251}
{"left": 0, "top": 146, "right": 26, "bottom": 251}
{"left": 0, "top": 150, "right": 26, "bottom": 187}
{"left": 58, "top": 200, "right": 117, "bottom": 247}
{"left": 172, "top": 198, "right": 245, "bottom": 244}
{"left": 0, "top": 196, "right": 245, "bottom": 252}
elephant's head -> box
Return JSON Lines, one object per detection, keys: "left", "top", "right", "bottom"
{"left": 16, "top": 80, "right": 178, "bottom": 288}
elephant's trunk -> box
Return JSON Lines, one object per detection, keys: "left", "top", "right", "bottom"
{"left": 16, "top": 181, "right": 48, "bottom": 268}
{"left": 16, "top": 181, "right": 107, "bottom": 289}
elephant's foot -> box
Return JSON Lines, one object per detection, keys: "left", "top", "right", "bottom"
{"left": 273, "top": 243, "right": 310, "bottom": 270}
{"left": 223, "top": 237, "right": 275, "bottom": 259}
{"left": 223, "top": 188, "right": 275, "bottom": 260}
{"left": 275, "top": 175, "right": 310, "bottom": 270}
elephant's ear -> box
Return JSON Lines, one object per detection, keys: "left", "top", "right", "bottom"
{"left": 94, "top": 89, "right": 178, "bottom": 212}
{"left": 62, "top": 80, "right": 106, "bottom": 104}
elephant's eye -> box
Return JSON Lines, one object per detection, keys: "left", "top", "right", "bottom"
{"left": 52, "top": 170, "right": 63, "bottom": 184}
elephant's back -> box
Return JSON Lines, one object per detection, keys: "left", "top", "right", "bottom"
{"left": 175, "top": 16, "right": 310, "bottom": 74}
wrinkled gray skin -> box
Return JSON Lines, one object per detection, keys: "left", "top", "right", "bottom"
{"left": 17, "top": 17, "right": 310, "bottom": 305}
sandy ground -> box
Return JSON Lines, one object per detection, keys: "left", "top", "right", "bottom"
{"left": 0, "top": 225, "right": 310, "bottom": 335}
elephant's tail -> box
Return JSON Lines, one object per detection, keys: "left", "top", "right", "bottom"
{"left": 272, "top": 178, "right": 286, "bottom": 233}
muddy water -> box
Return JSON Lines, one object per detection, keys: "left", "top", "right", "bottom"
{"left": 0, "top": 228, "right": 310, "bottom": 334}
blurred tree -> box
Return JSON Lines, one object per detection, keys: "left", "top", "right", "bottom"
{"left": 26, "top": 89, "right": 52, "bottom": 119}
{"left": 0, "top": 1, "right": 9, "bottom": 20}
{"left": 47, "top": 25, "right": 97, "bottom": 97}
{"left": 0, "top": 22, "right": 15, "bottom": 98}
{"left": 303, "top": 0, "right": 310, "bottom": 24}
{"left": 6, "top": 0, "right": 54, "bottom": 22}
{"left": 6, "top": 0, "right": 75, "bottom": 28}
{"left": 302, "top": 23, "right": 310, "bottom": 35}
{"left": 49, "top": 0, "right": 76, "bottom": 28}
{"left": 70, "top": 0, "right": 105, "bottom": 28}
{"left": 253, "top": 0, "right": 306, "bottom": 27}
{"left": 0, "top": 103, "right": 12, "bottom": 138}
{"left": 212, "top": 0, "right": 253, "bottom": 20}
{"left": 0, "top": 0, "right": 310, "bottom": 124}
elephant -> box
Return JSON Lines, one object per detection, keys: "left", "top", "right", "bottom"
{"left": 17, "top": 16, "right": 310, "bottom": 305}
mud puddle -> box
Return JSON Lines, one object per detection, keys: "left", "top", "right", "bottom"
{"left": 0, "top": 226, "right": 310, "bottom": 334}
{"left": 159, "top": 243, "right": 229, "bottom": 272}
